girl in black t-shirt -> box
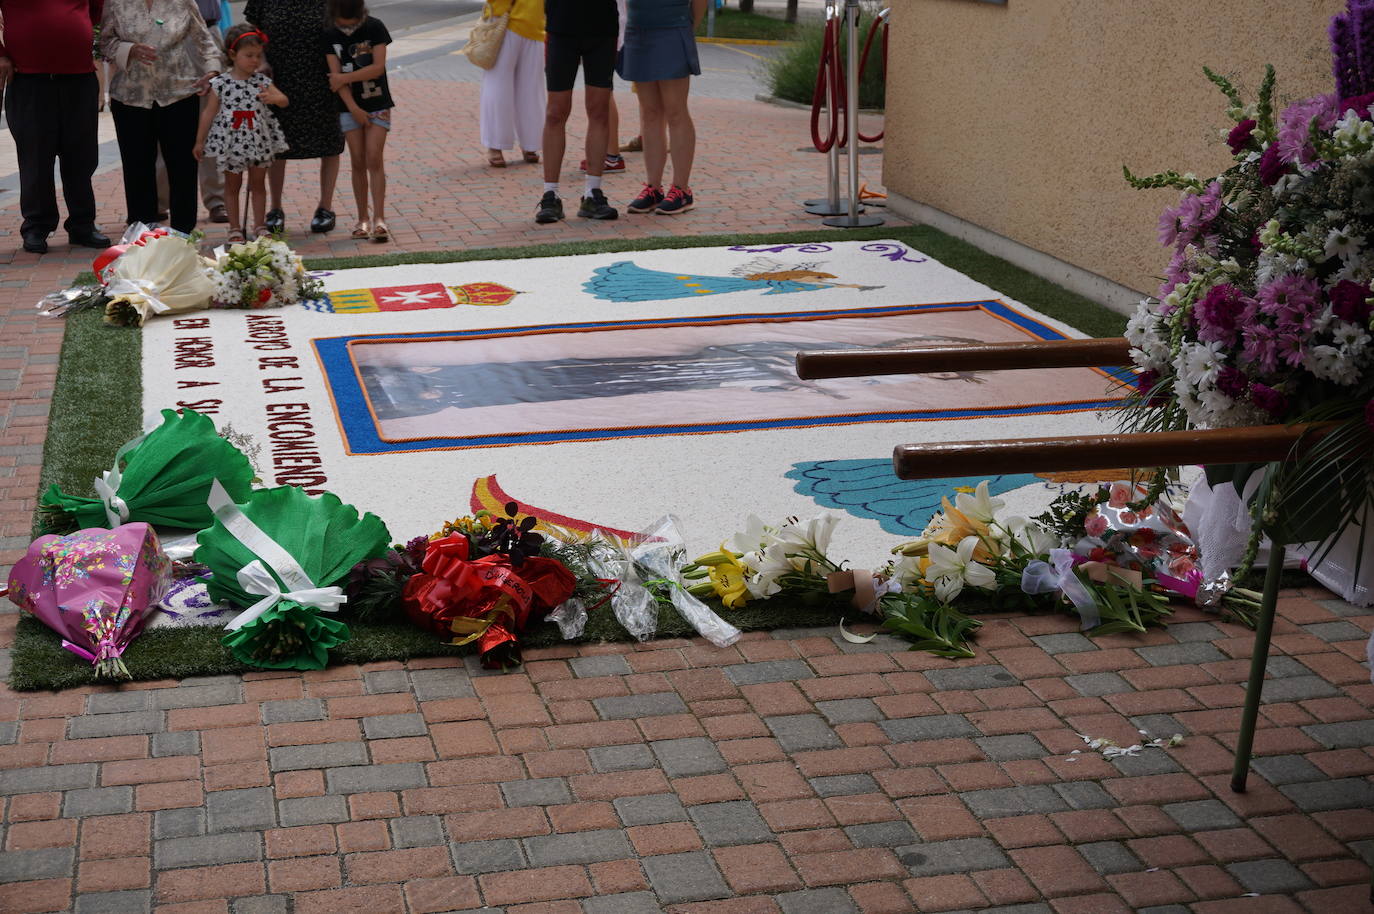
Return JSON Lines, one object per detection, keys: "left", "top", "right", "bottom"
{"left": 324, "top": 0, "right": 394, "bottom": 242}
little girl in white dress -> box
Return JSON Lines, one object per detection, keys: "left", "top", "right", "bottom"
{"left": 194, "top": 25, "right": 290, "bottom": 241}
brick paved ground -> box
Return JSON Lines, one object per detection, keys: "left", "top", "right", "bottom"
{"left": 1, "top": 79, "right": 1373, "bottom": 914}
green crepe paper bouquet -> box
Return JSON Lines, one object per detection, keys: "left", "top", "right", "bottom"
{"left": 39, "top": 408, "right": 255, "bottom": 534}
{"left": 195, "top": 485, "right": 391, "bottom": 670}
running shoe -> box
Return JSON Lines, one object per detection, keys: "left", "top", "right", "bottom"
{"left": 580, "top": 155, "right": 627, "bottom": 172}
{"left": 656, "top": 184, "right": 694, "bottom": 215}
{"left": 577, "top": 188, "right": 619, "bottom": 220}
{"left": 535, "top": 191, "right": 564, "bottom": 224}
{"left": 627, "top": 183, "right": 664, "bottom": 214}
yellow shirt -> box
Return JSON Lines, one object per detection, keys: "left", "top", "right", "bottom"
{"left": 489, "top": 0, "right": 545, "bottom": 43}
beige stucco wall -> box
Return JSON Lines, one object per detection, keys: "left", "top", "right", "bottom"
{"left": 885, "top": 0, "right": 1347, "bottom": 298}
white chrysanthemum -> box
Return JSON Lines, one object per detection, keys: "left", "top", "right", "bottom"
{"left": 1325, "top": 225, "right": 1364, "bottom": 259}
{"left": 1180, "top": 341, "right": 1227, "bottom": 388}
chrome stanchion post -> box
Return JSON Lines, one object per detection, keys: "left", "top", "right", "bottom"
{"left": 805, "top": 0, "right": 846, "bottom": 215}
{"left": 824, "top": 0, "right": 883, "bottom": 228}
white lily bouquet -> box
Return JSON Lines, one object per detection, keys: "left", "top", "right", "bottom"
{"left": 211, "top": 237, "right": 324, "bottom": 310}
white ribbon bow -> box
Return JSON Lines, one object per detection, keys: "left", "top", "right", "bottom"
{"left": 91, "top": 431, "right": 150, "bottom": 527}
{"left": 106, "top": 277, "right": 172, "bottom": 316}
{"left": 207, "top": 480, "right": 347, "bottom": 631}
{"left": 1021, "top": 547, "right": 1101, "bottom": 630}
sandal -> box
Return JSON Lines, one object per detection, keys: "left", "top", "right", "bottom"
{"left": 371, "top": 220, "right": 390, "bottom": 243}
{"left": 227, "top": 228, "right": 246, "bottom": 243}
{"left": 522, "top": 150, "right": 540, "bottom": 164}
{"left": 487, "top": 149, "right": 507, "bottom": 168}
{"left": 351, "top": 220, "right": 370, "bottom": 239}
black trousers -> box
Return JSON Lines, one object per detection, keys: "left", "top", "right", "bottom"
{"left": 110, "top": 95, "right": 201, "bottom": 234}
{"left": 3, "top": 72, "right": 100, "bottom": 237}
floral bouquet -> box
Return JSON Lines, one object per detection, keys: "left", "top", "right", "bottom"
{"left": 98, "top": 224, "right": 216, "bottom": 326}
{"left": 210, "top": 237, "right": 323, "bottom": 310}
{"left": 1123, "top": 0, "right": 1374, "bottom": 569}
{"left": 195, "top": 483, "right": 391, "bottom": 670}
{"left": 39, "top": 408, "right": 256, "bottom": 535}
{"left": 4, "top": 523, "right": 172, "bottom": 680}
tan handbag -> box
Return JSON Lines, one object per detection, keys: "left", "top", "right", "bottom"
{"left": 462, "top": 3, "right": 510, "bottom": 71}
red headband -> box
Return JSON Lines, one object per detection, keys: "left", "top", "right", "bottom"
{"left": 229, "top": 30, "right": 268, "bottom": 51}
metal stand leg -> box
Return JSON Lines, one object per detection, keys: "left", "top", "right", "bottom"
{"left": 824, "top": 0, "right": 883, "bottom": 229}
{"left": 1230, "top": 542, "right": 1285, "bottom": 793}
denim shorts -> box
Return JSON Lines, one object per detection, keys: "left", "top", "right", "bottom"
{"left": 341, "top": 108, "right": 392, "bottom": 132}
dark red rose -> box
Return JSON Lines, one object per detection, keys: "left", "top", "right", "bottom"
{"left": 1227, "top": 118, "right": 1258, "bottom": 155}
{"left": 1330, "top": 279, "right": 1373, "bottom": 323}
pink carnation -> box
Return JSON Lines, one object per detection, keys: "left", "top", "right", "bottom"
{"left": 1227, "top": 118, "right": 1258, "bottom": 154}
{"left": 1276, "top": 93, "right": 1340, "bottom": 165}
{"left": 1330, "top": 279, "right": 1373, "bottom": 322}
{"left": 1250, "top": 383, "right": 1289, "bottom": 417}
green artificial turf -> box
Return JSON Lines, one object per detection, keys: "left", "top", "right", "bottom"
{"left": 12, "top": 224, "right": 1132, "bottom": 691}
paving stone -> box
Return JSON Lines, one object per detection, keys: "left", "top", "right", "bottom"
{"left": 152, "top": 730, "right": 201, "bottom": 757}
{"left": 150, "top": 682, "right": 242, "bottom": 709}
{"left": 723, "top": 659, "right": 814, "bottom": 685}
{"left": 410, "top": 668, "right": 476, "bottom": 700}
{"left": 810, "top": 773, "right": 880, "bottom": 797}
{"left": 1136, "top": 642, "right": 1227, "bottom": 665}
{"left": 75, "top": 891, "right": 154, "bottom": 913}
{"left": 593, "top": 693, "right": 689, "bottom": 719}
{"left": 688, "top": 800, "right": 772, "bottom": 847}
{"left": 979, "top": 907, "right": 1052, "bottom": 914}
{"left": 1251, "top": 753, "right": 1327, "bottom": 785}
{"left": 1129, "top": 714, "right": 1187, "bottom": 738}
{"left": 765, "top": 714, "right": 844, "bottom": 752}
{"left": 232, "top": 896, "right": 290, "bottom": 914}
{"left": 641, "top": 850, "right": 730, "bottom": 904}
{"left": 1303, "top": 719, "right": 1374, "bottom": 749}
{"left": 924, "top": 665, "right": 1018, "bottom": 690}
{"left": 1317, "top": 598, "right": 1369, "bottom": 618}
{"left": 86, "top": 691, "right": 152, "bottom": 714}
{"left": 155, "top": 807, "right": 206, "bottom": 840}
{"left": 326, "top": 762, "right": 427, "bottom": 793}
{"left": 614, "top": 793, "right": 688, "bottom": 826}
{"left": 1280, "top": 777, "right": 1374, "bottom": 812}
{"left": 501, "top": 777, "right": 572, "bottom": 807}
{"left": 154, "top": 832, "right": 261, "bottom": 869}
{"left": 897, "top": 837, "right": 1010, "bottom": 876}
{"left": 1138, "top": 907, "right": 1192, "bottom": 914}
{"left": 1064, "top": 672, "right": 1132, "bottom": 697}
{"left": 1301, "top": 620, "right": 1367, "bottom": 642}
{"left": 1110, "top": 750, "right": 1183, "bottom": 776}
{"left": 1162, "top": 799, "right": 1242, "bottom": 831}
{"left": 0, "top": 847, "right": 74, "bottom": 881}
{"left": 208, "top": 787, "right": 277, "bottom": 832}
{"left": 364, "top": 669, "right": 411, "bottom": 693}
{"left": 270, "top": 742, "right": 370, "bottom": 772}
{"left": 589, "top": 744, "right": 656, "bottom": 772}
{"left": 62, "top": 786, "right": 134, "bottom": 817}
{"left": 1260, "top": 675, "right": 1341, "bottom": 702}
{"left": 880, "top": 714, "right": 977, "bottom": 742}
{"left": 362, "top": 712, "right": 428, "bottom": 740}
{"left": 582, "top": 892, "right": 662, "bottom": 914}
{"left": 68, "top": 709, "right": 163, "bottom": 739}
{"left": 1078, "top": 841, "right": 1141, "bottom": 875}
{"left": 1226, "top": 858, "right": 1314, "bottom": 893}
{"left": 1166, "top": 621, "right": 1224, "bottom": 642}
{"left": 845, "top": 820, "right": 919, "bottom": 848}
{"left": 569, "top": 654, "right": 631, "bottom": 677}
{"left": 0, "top": 721, "right": 16, "bottom": 746}
{"left": 1263, "top": 656, "right": 1308, "bottom": 678}
{"left": 651, "top": 737, "right": 728, "bottom": 777}
{"left": 278, "top": 795, "right": 349, "bottom": 826}
{"left": 815, "top": 698, "right": 884, "bottom": 724}
{"left": 962, "top": 785, "right": 1067, "bottom": 818}
{"left": 451, "top": 838, "right": 526, "bottom": 874}
{"left": 390, "top": 815, "right": 446, "bottom": 848}
{"left": 1052, "top": 781, "right": 1116, "bottom": 810}
{"left": 524, "top": 828, "right": 634, "bottom": 866}
{"left": 1029, "top": 633, "right": 1097, "bottom": 654}
{"left": 975, "top": 734, "right": 1047, "bottom": 761}
{"left": 261, "top": 698, "right": 326, "bottom": 723}
{"left": 777, "top": 887, "right": 860, "bottom": 914}
{"left": 0, "top": 763, "right": 97, "bottom": 796}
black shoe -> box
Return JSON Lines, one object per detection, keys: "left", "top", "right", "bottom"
{"left": 265, "top": 208, "right": 285, "bottom": 233}
{"left": 21, "top": 231, "right": 48, "bottom": 254}
{"left": 310, "top": 207, "right": 336, "bottom": 234}
{"left": 577, "top": 188, "right": 619, "bottom": 221}
{"left": 68, "top": 229, "right": 111, "bottom": 249}
{"left": 535, "top": 191, "right": 564, "bottom": 224}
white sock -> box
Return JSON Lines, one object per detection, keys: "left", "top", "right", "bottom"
{"left": 544, "top": 182, "right": 559, "bottom": 195}
{"left": 585, "top": 175, "right": 602, "bottom": 196}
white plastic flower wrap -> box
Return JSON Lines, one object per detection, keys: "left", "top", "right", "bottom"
{"left": 101, "top": 224, "right": 215, "bottom": 326}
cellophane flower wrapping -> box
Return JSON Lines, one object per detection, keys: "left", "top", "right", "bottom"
{"left": 39, "top": 408, "right": 256, "bottom": 534}
{"left": 100, "top": 225, "right": 215, "bottom": 326}
{"left": 402, "top": 533, "right": 577, "bottom": 668}
{"left": 630, "top": 515, "right": 740, "bottom": 647}
{"left": 5, "top": 523, "right": 172, "bottom": 680}
{"left": 195, "top": 485, "right": 391, "bottom": 670}
{"left": 211, "top": 237, "right": 323, "bottom": 310}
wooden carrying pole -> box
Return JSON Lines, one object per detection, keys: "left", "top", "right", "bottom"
{"left": 796, "top": 337, "right": 1132, "bottom": 379}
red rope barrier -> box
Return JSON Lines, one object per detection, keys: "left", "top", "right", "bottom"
{"left": 857, "top": 16, "right": 887, "bottom": 143}
{"left": 809, "top": 11, "right": 888, "bottom": 150}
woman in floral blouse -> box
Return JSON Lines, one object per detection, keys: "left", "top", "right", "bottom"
{"left": 100, "top": 0, "right": 223, "bottom": 233}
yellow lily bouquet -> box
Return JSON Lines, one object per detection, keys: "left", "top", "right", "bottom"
{"left": 683, "top": 513, "right": 847, "bottom": 609}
